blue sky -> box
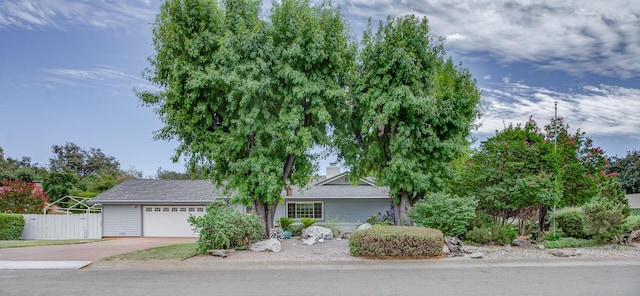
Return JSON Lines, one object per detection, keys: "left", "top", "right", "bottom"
{"left": 1, "top": 0, "right": 638, "bottom": 178}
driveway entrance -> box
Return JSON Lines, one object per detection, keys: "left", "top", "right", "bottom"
{"left": 0, "top": 237, "right": 196, "bottom": 261}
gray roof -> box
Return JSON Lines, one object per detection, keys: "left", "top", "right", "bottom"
{"left": 89, "top": 179, "right": 219, "bottom": 205}
{"left": 90, "top": 176, "right": 389, "bottom": 205}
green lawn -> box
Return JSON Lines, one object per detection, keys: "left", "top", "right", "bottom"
{"left": 102, "top": 242, "right": 199, "bottom": 261}
{"left": 0, "top": 239, "right": 102, "bottom": 249}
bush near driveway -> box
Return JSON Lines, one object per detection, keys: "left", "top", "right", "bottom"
{"left": 350, "top": 225, "right": 443, "bottom": 259}
{"left": 0, "top": 214, "right": 25, "bottom": 240}
{"left": 555, "top": 207, "right": 588, "bottom": 239}
{"left": 188, "top": 202, "right": 262, "bottom": 253}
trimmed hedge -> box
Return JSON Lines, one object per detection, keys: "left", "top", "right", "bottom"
{"left": 555, "top": 207, "right": 587, "bottom": 239}
{"left": 0, "top": 214, "right": 25, "bottom": 240}
{"left": 349, "top": 225, "right": 443, "bottom": 259}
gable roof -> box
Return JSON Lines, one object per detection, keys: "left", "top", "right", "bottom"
{"left": 89, "top": 176, "right": 390, "bottom": 205}
{"left": 88, "top": 179, "right": 219, "bottom": 205}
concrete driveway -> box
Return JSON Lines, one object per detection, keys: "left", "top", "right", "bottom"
{"left": 0, "top": 237, "right": 196, "bottom": 261}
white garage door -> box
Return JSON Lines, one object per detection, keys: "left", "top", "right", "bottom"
{"left": 143, "top": 206, "right": 206, "bottom": 237}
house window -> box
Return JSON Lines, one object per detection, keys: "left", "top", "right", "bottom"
{"left": 145, "top": 208, "right": 152, "bottom": 212}
{"left": 154, "top": 208, "right": 161, "bottom": 212}
{"left": 286, "top": 202, "right": 323, "bottom": 220}
{"left": 180, "top": 208, "right": 186, "bottom": 212}
{"left": 171, "top": 208, "right": 178, "bottom": 212}
{"left": 188, "top": 208, "right": 195, "bottom": 212}
{"left": 197, "top": 208, "right": 204, "bottom": 212}
{"left": 163, "top": 208, "right": 169, "bottom": 212}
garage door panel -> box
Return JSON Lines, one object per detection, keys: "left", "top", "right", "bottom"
{"left": 143, "top": 206, "right": 206, "bottom": 237}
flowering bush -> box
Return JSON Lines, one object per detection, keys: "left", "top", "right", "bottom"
{"left": 0, "top": 179, "right": 49, "bottom": 214}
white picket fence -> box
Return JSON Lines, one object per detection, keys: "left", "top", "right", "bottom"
{"left": 20, "top": 214, "right": 102, "bottom": 240}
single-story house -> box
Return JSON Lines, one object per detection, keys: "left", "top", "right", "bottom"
{"left": 88, "top": 165, "right": 391, "bottom": 237}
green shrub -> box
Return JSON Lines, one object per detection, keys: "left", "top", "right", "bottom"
{"left": 490, "top": 223, "right": 517, "bottom": 245}
{"left": 622, "top": 215, "right": 640, "bottom": 233}
{"left": 299, "top": 217, "right": 317, "bottom": 228}
{"left": 188, "top": 202, "right": 262, "bottom": 253}
{"left": 321, "top": 217, "right": 343, "bottom": 237}
{"left": 583, "top": 179, "right": 630, "bottom": 243}
{"left": 278, "top": 217, "right": 294, "bottom": 231}
{"left": 464, "top": 226, "right": 491, "bottom": 245}
{"left": 408, "top": 192, "right": 477, "bottom": 237}
{"left": 367, "top": 213, "right": 393, "bottom": 225}
{"left": 555, "top": 207, "right": 587, "bottom": 239}
{"left": 463, "top": 223, "right": 516, "bottom": 245}
{"left": 289, "top": 223, "right": 304, "bottom": 237}
{"left": 541, "top": 237, "right": 598, "bottom": 249}
{"left": 0, "top": 214, "right": 25, "bottom": 240}
{"left": 349, "top": 225, "right": 443, "bottom": 259}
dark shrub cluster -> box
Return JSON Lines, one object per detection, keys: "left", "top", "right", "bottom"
{"left": 349, "top": 225, "right": 443, "bottom": 259}
{"left": 0, "top": 214, "right": 25, "bottom": 240}
{"left": 555, "top": 207, "right": 587, "bottom": 239}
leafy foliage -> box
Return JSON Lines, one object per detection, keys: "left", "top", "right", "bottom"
{"left": 583, "top": 178, "right": 630, "bottom": 243}
{"left": 0, "top": 214, "right": 25, "bottom": 240}
{"left": 608, "top": 150, "right": 640, "bottom": 194}
{"left": 188, "top": 202, "right": 262, "bottom": 253}
{"left": 555, "top": 207, "right": 587, "bottom": 239}
{"left": 349, "top": 225, "right": 443, "bottom": 258}
{"left": 408, "top": 192, "right": 477, "bottom": 237}
{"left": 622, "top": 215, "right": 640, "bottom": 233}
{"left": 278, "top": 217, "right": 294, "bottom": 231}
{"left": 0, "top": 179, "right": 48, "bottom": 214}
{"left": 457, "top": 118, "right": 555, "bottom": 234}
{"left": 299, "top": 217, "right": 317, "bottom": 228}
{"left": 141, "top": 0, "right": 356, "bottom": 234}
{"left": 49, "top": 142, "right": 120, "bottom": 177}
{"left": 541, "top": 237, "right": 598, "bottom": 249}
{"left": 335, "top": 15, "right": 480, "bottom": 225}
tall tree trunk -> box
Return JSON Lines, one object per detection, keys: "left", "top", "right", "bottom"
{"left": 253, "top": 199, "right": 279, "bottom": 237}
{"left": 394, "top": 191, "right": 412, "bottom": 226}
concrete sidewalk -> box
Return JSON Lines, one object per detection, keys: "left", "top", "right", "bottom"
{"left": 88, "top": 256, "right": 640, "bottom": 271}
{"left": 0, "top": 237, "right": 196, "bottom": 269}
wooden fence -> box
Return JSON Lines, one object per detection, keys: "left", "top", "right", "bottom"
{"left": 20, "top": 213, "right": 102, "bottom": 240}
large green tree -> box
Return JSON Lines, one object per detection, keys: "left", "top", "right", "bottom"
{"left": 140, "top": 0, "right": 355, "bottom": 233}
{"left": 335, "top": 16, "right": 480, "bottom": 225}
{"left": 608, "top": 150, "right": 640, "bottom": 194}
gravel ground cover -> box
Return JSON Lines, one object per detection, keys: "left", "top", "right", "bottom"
{"left": 187, "top": 238, "right": 640, "bottom": 262}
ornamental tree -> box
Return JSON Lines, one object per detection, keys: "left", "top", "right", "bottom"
{"left": 0, "top": 179, "right": 49, "bottom": 214}
{"left": 457, "top": 118, "right": 556, "bottom": 234}
{"left": 335, "top": 15, "right": 480, "bottom": 225}
{"left": 139, "top": 0, "right": 355, "bottom": 234}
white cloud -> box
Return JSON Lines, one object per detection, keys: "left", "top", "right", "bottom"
{"left": 338, "top": 0, "right": 640, "bottom": 79}
{"left": 483, "top": 75, "right": 491, "bottom": 80}
{"left": 478, "top": 82, "right": 640, "bottom": 138}
{"left": 502, "top": 76, "right": 511, "bottom": 84}
{"left": 0, "top": 0, "right": 156, "bottom": 30}
{"left": 45, "top": 66, "right": 156, "bottom": 92}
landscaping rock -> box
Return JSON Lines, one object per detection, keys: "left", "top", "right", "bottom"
{"left": 470, "top": 252, "right": 485, "bottom": 259}
{"left": 550, "top": 249, "right": 580, "bottom": 257}
{"left": 444, "top": 236, "right": 465, "bottom": 257}
{"left": 250, "top": 238, "right": 282, "bottom": 253}
{"left": 304, "top": 226, "right": 333, "bottom": 240}
{"left": 302, "top": 237, "right": 318, "bottom": 246}
{"left": 356, "top": 223, "right": 372, "bottom": 231}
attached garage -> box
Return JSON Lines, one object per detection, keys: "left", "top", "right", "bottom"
{"left": 89, "top": 180, "right": 219, "bottom": 237}
{"left": 142, "top": 205, "right": 206, "bottom": 237}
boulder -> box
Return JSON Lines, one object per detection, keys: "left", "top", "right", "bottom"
{"left": 250, "top": 238, "right": 282, "bottom": 253}
{"left": 304, "top": 226, "right": 333, "bottom": 240}
{"left": 550, "top": 249, "right": 580, "bottom": 257}
{"left": 302, "top": 237, "right": 318, "bottom": 246}
{"left": 470, "top": 252, "right": 485, "bottom": 259}
{"left": 356, "top": 223, "right": 372, "bottom": 231}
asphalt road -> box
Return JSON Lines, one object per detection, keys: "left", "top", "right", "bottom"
{"left": 1, "top": 261, "right": 638, "bottom": 296}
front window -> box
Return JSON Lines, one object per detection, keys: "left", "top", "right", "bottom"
{"left": 286, "top": 202, "right": 323, "bottom": 220}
